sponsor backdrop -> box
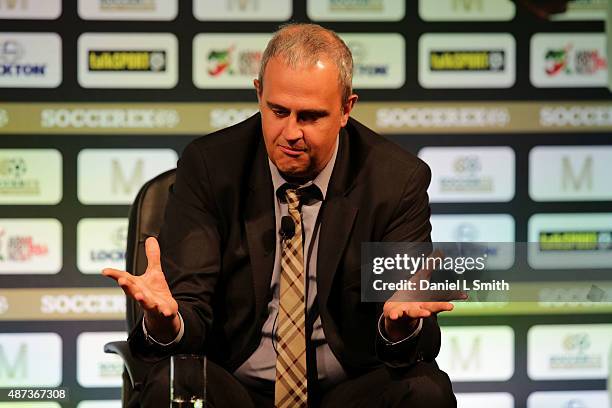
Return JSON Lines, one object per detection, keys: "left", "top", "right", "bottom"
{"left": 0, "top": 0, "right": 611, "bottom": 407}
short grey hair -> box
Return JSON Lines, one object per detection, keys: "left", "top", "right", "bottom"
{"left": 258, "top": 23, "right": 354, "bottom": 107}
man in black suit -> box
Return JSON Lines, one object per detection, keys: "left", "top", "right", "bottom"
{"left": 104, "top": 23, "right": 457, "bottom": 407}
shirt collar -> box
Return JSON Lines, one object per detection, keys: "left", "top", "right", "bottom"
{"left": 268, "top": 135, "right": 338, "bottom": 201}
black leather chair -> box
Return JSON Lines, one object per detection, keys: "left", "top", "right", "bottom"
{"left": 104, "top": 168, "right": 176, "bottom": 407}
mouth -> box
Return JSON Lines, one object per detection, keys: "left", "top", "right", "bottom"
{"left": 279, "top": 145, "right": 306, "bottom": 157}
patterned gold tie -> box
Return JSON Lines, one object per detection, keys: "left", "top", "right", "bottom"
{"left": 275, "top": 188, "right": 307, "bottom": 408}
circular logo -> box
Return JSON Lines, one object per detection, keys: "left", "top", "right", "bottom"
{"left": 488, "top": 52, "right": 504, "bottom": 71}
{"left": 455, "top": 223, "right": 478, "bottom": 242}
{"left": 453, "top": 156, "right": 481, "bottom": 174}
{"left": 7, "top": 158, "right": 27, "bottom": 178}
{"left": 0, "top": 40, "right": 24, "bottom": 64}
{"left": 149, "top": 52, "right": 166, "bottom": 72}
{"left": 0, "top": 109, "right": 8, "bottom": 128}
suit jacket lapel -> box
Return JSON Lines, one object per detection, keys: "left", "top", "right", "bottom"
{"left": 244, "top": 134, "right": 276, "bottom": 319}
{"left": 317, "top": 128, "right": 359, "bottom": 306}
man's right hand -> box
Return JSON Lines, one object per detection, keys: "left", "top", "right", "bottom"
{"left": 102, "top": 236, "right": 180, "bottom": 343}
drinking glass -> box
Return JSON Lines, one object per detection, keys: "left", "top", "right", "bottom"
{"left": 170, "top": 354, "right": 207, "bottom": 408}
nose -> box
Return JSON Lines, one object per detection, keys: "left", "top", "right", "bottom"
{"left": 282, "top": 114, "right": 303, "bottom": 143}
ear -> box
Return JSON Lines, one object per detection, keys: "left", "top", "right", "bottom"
{"left": 340, "top": 93, "right": 359, "bottom": 127}
{"left": 254, "top": 79, "right": 262, "bottom": 103}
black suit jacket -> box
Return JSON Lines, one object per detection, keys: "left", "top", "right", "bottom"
{"left": 129, "top": 113, "right": 440, "bottom": 377}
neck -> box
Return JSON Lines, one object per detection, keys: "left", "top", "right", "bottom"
{"left": 280, "top": 172, "right": 317, "bottom": 185}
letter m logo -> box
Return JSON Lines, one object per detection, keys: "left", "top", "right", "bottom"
{"left": 562, "top": 155, "right": 593, "bottom": 191}
{"left": 450, "top": 336, "right": 481, "bottom": 371}
{"left": 111, "top": 159, "right": 144, "bottom": 195}
{"left": 0, "top": 343, "right": 27, "bottom": 381}
{"left": 453, "top": 0, "right": 483, "bottom": 11}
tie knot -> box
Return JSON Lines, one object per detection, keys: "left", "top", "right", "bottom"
{"left": 277, "top": 183, "right": 323, "bottom": 208}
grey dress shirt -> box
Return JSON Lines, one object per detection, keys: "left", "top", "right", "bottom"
{"left": 144, "top": 136, "right": 422, "bottom": 390}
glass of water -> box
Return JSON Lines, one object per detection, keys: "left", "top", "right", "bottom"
{"left": 170, "top": 354, "right": 207, "bottom": 408}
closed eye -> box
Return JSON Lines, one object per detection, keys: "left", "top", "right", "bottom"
{"left": 272, "top": 108, "right": 289, "bottom": 117}
{"left": 298, "top": 111, "right": 327, "bottom": 122}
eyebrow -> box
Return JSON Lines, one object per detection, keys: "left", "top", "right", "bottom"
{"left": 266, "top": 101, "right": 329, "bottom": 118}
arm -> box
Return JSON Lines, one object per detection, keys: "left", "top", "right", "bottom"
{"left": 375, "top": 159, "right": 450, "bottom": 368}
{"left": 104, "top": 142, "right": 222, "bottom": 360}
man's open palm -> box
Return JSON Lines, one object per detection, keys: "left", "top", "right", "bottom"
{"left": 102, "top": 237, "right": 178, "bottom": 319}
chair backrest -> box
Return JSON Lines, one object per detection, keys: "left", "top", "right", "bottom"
{"left": 125, "top": 168, "right": 176, "bottom": 331}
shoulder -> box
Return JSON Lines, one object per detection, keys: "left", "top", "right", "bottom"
{"left": 344, "top": 117, "right": 430, "bottom": 184}
{"left": 186, "top": 113, "right": 262, "bottom": 157}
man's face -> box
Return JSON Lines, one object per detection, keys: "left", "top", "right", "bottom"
{"left": 255, "top": 56, "right": 357, "bottom": 181}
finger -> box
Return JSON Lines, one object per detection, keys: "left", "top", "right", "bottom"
{"left": 421, "top": 302, "right": 455, "bottom": 313}
{"left": 386, "top": 305, "right": 426, "bottom": 320}
{"left": 102, "top": 268, "right": 129, "bottom": 281}
{"left": 115, "top": 279, "right": 146, "bottom": 304}
{"left": 402, "top": 305, "right": 431, "bottom": 319}
{"left": 145, "top": 237, "right": 162, "bottom": 271}
{"left": 116, "top": 275, "right": 140, "bottom": 295}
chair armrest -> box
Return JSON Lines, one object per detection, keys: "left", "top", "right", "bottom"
{"left": 104, "top": 341, "right": 153, "bottom": 389}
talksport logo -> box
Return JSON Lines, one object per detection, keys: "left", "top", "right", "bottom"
{"left": 419, "top": 0, "right": 515, "bottom": 21}
{"left": 307, "top": 0, "right": 404, "bottom": 21}
{"left": 342, "top": 33, "right": 405, "bottom": 89}
{"left": 419, "top": 33, "right": 515, "bottom": 88}
{"left": 528, "top": 213, "right": 612, "bottom": 269}
{"left": 78, "top": 33, "right": 177, "bottom": 88}
{"left": 0, "top": 0, "right": 61, "bottom": 19}
{"left": 0, "top": 33, "right": 61, "bottom": 87}
{"left": 538, "top": 230, "right": 612, "bottom": 251}
{"left": 88, "top": 50, "right": 166, "bottom": 72}
{"left": 529, "top": 146, "right": 612, "bottom": 201}
{"left": 78, "top": 0, "right": 178, "bottom": 20}
{"left": 193, "top": 34, "right": 270, "bottom": 89}
{"left": 0, "top": 219, "right": 62, "bottom": 274}
{"left": 77, "top": 218, "right": 128, "bottom": 274}
{"left": 531, "top": 33, "right": 607, "bottom": 88}
{"left": 429, "top": 50, "right": 505, "bottom": 72}
{"left": 419, "top": 146, "right": 515, "bottom": 202}
{"left": 193, "top": 0, "right": 291, "bottom": 21}
{"left": 0, "top": 333, "right": 62, "bottom": 386}
{"left": 528, "top": 324, "right": 612, "bottom": 380}
{"left": 0, "top": 149, "right": 61, "bottom": 204}
{"left": 437, "top": 326, "right": 514, "bottom": 381}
